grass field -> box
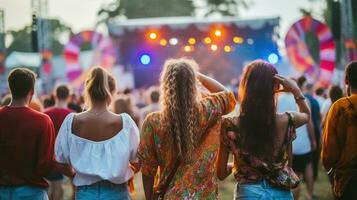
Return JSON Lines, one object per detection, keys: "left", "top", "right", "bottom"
{"left": 63, "top": 166, "right": 333, "bottom": 200}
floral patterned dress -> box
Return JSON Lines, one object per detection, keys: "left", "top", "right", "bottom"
{"left": 221, "top": 112, "right": 300, "bottom": 190}
{"left": 138, "top": 91, "right": 235, "bottom": 199}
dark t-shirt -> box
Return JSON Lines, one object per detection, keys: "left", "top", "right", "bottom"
{"left": 0, "top": 106, "right": 56, "bottom": 188}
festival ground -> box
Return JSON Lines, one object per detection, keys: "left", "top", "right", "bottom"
{"left": 61, "top": 166, "right": 333, "bottom": 200}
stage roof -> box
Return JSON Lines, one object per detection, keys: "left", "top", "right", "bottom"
{"left": 107, "top": 16, "right": 280, "bottom": 36}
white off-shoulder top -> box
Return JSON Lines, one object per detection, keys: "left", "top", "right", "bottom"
{"left": 55, "top": 113, "right": 140, "bottom": 186}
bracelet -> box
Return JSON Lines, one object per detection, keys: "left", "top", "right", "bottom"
{"left": 294, "top": 95, "right": 305, "bottom": 102}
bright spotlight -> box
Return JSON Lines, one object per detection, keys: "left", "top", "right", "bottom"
{"left": 204, "top": 37, "right": 212, "bottom": 44}
{"left": 233, "top": 36, "right": 243, "bottom": 44}
{"left": 210, "top": 44, "right": 218, "bottom": 51}
{"left": 149, "top": 32, "right": 157, "bottom": 40}
{"left": 188, "top": 38, "right": 196, "bottom": 45}
{"left": 268, "top": 53, "right": 279, "bottom": 64}
{"left": 169, "top": 38, "right": 178, "bottom": 45}
{"left": 184, "top": 45, "right": 192, "bottom": 52}
{"left": 224, "top": 45, "right": 231, "bottom": 52}
{"left": 214, "top": 30, "right": 222, "bottom": 37}
{"left": 140, "top": 54, "right": 151, "bottom": 65}
{"left": 247, "top": 38, "right": 254, "bottom": 45}
{"left": 159, "top": 39, "right": 167, "bottom": 46}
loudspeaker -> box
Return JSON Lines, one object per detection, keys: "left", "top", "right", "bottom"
{"left": 331, "top": 1, "right": 341, "bottom": 40}
{"left": 31, "top": 14, "right": 38, "bottom": 52}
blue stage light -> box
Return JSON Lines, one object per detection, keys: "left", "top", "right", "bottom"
{"left": 140, "top": 54, "right": 151, "bottom": 65}
{"left": 268, "top": 53, "right": 279, "bottom": 64}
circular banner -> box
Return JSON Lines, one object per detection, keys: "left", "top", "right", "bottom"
{"left": 64, "top": 30, "right": 116, "bottom": 84}
{"left": 285, "top": 16, "right": 335, "bottom": 86}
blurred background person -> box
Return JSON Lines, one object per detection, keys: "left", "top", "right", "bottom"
{"left": 321, "top": 85, "right": 344, "bottom": 128}
{"left": 139, "top": 86, "right": 160, "bottom": 126}
{"left": 113, "top": 94, "right": 140, "bottom": 126}
{"left": 44, "top": 84, "right": 74, "bottom": 200}
{"left": 298, "top": 77, "right": 321, "bottom": 183}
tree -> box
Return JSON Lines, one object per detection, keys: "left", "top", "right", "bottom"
{"left": 201, "top": 0, "right": 250, "bottom": 16}
{"left": 97, "top": 0, "right": 250, "bottom": 23}
{"left": 7, "top": 19, "right": 72, "bottom": 55}
{"left": 97, "top": 0, "right": 195, "bottom": 22}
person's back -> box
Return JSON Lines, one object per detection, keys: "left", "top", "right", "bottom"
{"left": 55, "top": 67, "right": 139, "bottom": 200}
{"left": 217, "top": 61, "right": 310, "bottom": 200}
{"left": 44, "top": 84, "right": 74, "bottom": 200}
{"left": 138, "top": 59, "right": 236, "bottom": 199}
{"left": 0, "top": 68, "right": 73, "bottom": 200}
{"left": 322, "top": 61, "right": 357, "bottom": 200}
{"left": 0, "top": 106, "right": 55, "bottom": 187}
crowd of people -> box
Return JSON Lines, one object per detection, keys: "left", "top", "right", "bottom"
{"left": 0, "top": 59, "right": 356, "bottom": 200}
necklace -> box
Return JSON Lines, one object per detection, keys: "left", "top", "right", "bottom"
{"left": 88, "top": 109, "right": 108, "bottom": 116}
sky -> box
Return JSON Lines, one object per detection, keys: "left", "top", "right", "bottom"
{"left": 1, "top": 0, "right": 325, "bottom": 37}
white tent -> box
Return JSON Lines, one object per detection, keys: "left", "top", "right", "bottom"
{"left": 5, "top": 52, "right": 41, "bottom": 68}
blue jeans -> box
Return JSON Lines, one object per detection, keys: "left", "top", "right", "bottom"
{"left": 0, "top": 185, "right": 48, "bottom": 200}
{"left": 76, "top": 181, "right": 130, "bottom": 200}
{"left": 234, "top": 180, "right": 293, "bottom": 200}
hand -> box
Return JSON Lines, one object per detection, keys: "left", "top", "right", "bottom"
{"left": 274, "top": 75, "right": 301, "bottom": 96}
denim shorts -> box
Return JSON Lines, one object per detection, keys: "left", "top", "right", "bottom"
{"left": 76, "top": 181, "right": 130, "bottom": 200}
{"left": 0, "top": 185, "right": 48, "bottom": 200}
{"left": 234, "top": 180, "right": 293, "bottom": 200}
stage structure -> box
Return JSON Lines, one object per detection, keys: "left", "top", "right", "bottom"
{"left": 107, "top": 17, "right": 280, "bottom": 88}
{"left": 31, "top": 0, "right": 52, "bottom": 76}
{"left": 0, "top": 8, "right": 5, "bottom": 75}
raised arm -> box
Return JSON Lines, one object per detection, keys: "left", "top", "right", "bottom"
{"left": 274, "top": 75, "right": 310, "bottom": 128}
{"left": 197, "top": 72, "right": 228, "bottom": 93}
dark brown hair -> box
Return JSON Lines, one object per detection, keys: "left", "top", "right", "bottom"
{"left": 8, "top": 68, "right": 36, "bottom": 99}
{"left": 238, "top": 60, "right": 278, "bottom": 159}
{"left": 345, "top": 61, "right": 357, "bottom": 89}
{"left": 55, "top": 84, "right": 70, "bottom": 100}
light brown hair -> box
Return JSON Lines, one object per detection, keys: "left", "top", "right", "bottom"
{"left": 84, "top": 67, "right": 116, "bottom": 106}
{"left": 160, "top": 58, "right": 199, "bottom": 160}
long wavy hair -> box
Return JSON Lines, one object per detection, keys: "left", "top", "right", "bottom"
{"left": 160, "top": 58, "right": 199, "bottom": 160}
{"left": 238, "top": 60, "right": 278, "bottom": 160}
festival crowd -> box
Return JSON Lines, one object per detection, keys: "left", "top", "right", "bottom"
{"left": 0, "top": 59, "right": 356, "bottom": 200}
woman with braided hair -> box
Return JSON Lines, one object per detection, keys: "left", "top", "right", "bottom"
{"left": 138, "top": 58, "right": 236, "bottom": 199}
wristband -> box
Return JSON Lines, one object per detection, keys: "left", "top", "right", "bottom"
{"left": 294, "top": 96, "right": 305, "bottom": 102}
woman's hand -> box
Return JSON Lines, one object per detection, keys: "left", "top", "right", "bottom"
{"left": 274, "top": 75, "right": 302, "bottom": 96}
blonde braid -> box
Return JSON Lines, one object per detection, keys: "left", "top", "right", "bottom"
{"left": 160, "top": 59, "right": 199, "bottom": 161}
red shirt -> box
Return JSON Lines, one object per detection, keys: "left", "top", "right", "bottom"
{"left": 44, "top": 107, "right": 73, "bottom": 136}
{"left": 0, "top": 106, "right": 56, "bottom": 188}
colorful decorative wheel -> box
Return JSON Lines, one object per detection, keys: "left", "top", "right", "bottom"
{"left": 64, "top": 30, "right": 116, "bottom": 84}
{"left": 285, "top": 16, "right": 336, "bottom": 86}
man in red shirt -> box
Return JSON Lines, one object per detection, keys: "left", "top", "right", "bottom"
{"left": 44, "top": 84, "right": 73, "bottom": 200}
{"left": 0, "top": 68, "right": 73, "bottom": 199}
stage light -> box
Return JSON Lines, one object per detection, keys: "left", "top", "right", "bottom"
{"left": 224, "top": 45, "right": 231, "bottom": 52}
{"left": 210, "top": 44, "right": 218, "bottom": 51}
{"left": 184, "top": 45, "right": 192, "bottom": 52}
{"left": 247, "top": 38, "right": 254, "bottom": 45}
{"left": 140, "top": 54, "right": 151, "bottom": 65}
{"left": 268, "top": 53, "right": 279, "bottom": 64}
{"left": 233, "top": 36, "right": 243, "bottom": 44}
{"left": 214, "top": 30, "right": 222, "bottom": 37}
{"left": 149, "top": 32, "right": 157, "bottom": 40}
{"left": 204, "top": 37, "right": 212, "bottom": 44}
{"left": 188, "top": 38, "right": 196, "bottom": 45}
{"left": 169, "top": 38, "right": 178, "bottom": 45}
{"left": 159, "top": 39, "right": 167, "bottom": 46}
